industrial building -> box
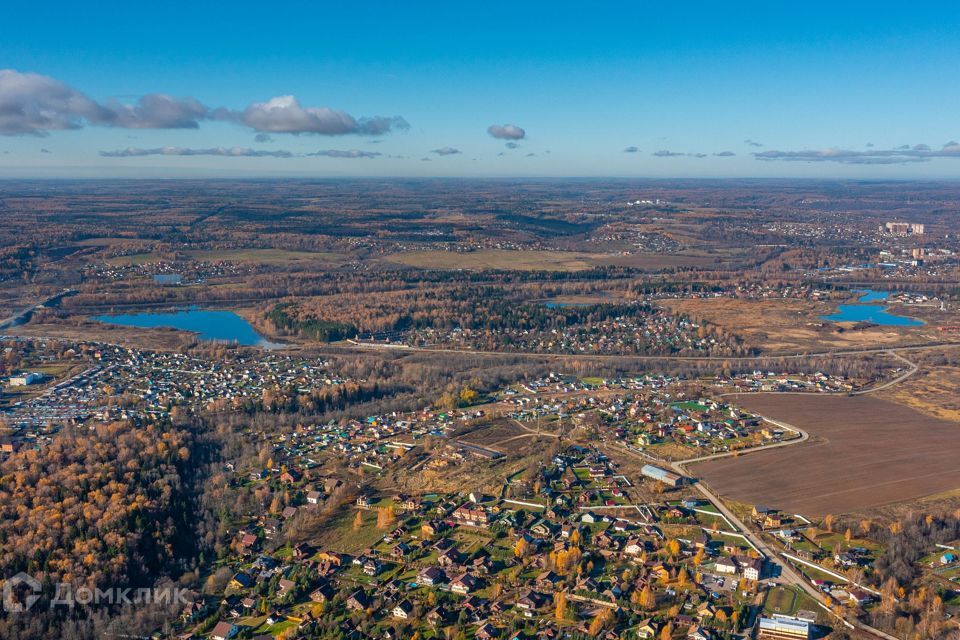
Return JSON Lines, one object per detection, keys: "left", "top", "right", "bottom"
{"left": 640, "top": 464, "right": 684, "bottom": 487}
{"left": 756, "top": 616, "right": 810, "bottom": 640}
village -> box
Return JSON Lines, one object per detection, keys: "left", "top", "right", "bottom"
{"left": 173, "top": 428, "right": 921, "bottom": 640}
{"left": 399, "top": 304, "right": 745, "bottom": 357}
{"left": 2, "top": 338, "right": 958, "bottom": 639}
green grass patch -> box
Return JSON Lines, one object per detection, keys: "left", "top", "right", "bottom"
{"left": 763, "top": 586, "right": 799, "bottom": 615}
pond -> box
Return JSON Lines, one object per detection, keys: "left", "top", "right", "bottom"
{"left": 821, "top": 290, "right": 923, "bottom": 326}
{"left": 93, "top": 307, "right": 274, "bottom": 346}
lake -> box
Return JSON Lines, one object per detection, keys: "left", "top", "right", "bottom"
{"left": 821, "top": 290, "right": 923, "bottom": 326}
{"left": 855, "top": 289, "right": 889, "bottom": 303}
{"left": 93, "top": 307, "right": 272, "bottom": 346}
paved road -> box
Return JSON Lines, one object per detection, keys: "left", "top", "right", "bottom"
{"left": 610, "top": 434, "right": 901, "bottom": 640}
{"left": 0, "top": 290, "right": 75, "bottom": 330}
{"left": 851, "top": 351, "right": 918, "bottom": 395}
{"left": 347, "top": 339, "right": 960, "bottom": 362}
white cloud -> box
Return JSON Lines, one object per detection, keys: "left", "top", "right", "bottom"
{"left": 0, "top": 70, "right": 409, "bottom": 139}
{"left": 217, "top": 95, "right": 408, "bottom": 135}
{"left": 100, "top": 146, "right": 294, "bottom": 158}
{"left": 487, "top": 123, "right": 525, "bottom": 140}
{"left": 0, "top": 70, "right": 208, "bottom": 136}
{"left": 754, "top": 143, "right": 960, "bottom": 164}
{"left": 307, "top": 149, "right": 382, "bottom": 158}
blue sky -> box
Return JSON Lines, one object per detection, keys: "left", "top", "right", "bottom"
{"left": 2, "top": 1, "right": 959, "bottom": 177}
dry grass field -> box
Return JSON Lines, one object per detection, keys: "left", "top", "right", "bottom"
{"left": 384, "top": 249, "right": 601, "bottom": 271}
{"left": 9, "top": 321, "right": 200, "bottom": 351}
{"left": 456, "top": 419, "right": 527, "bottom": 447}
{"left": 690, "top": 394, "right": 960, "bottom": 516}
{"left": 885, "top": 365, "right": 960, "bottom": 423}
{"left": 107, "top": 248, "right": 344, "bottom": 266}
{"left": 591, "top": 252, "right": 726, "bottom": 270}
{"left": 662, "top": 297, "right": 938, "bottom": 353}
{"left": 384, "top": 248, "right": 733, "bottom": 272}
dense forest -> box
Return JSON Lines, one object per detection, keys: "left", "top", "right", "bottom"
{"left": 0, "top": 418, "right": 213, "bottom": 639}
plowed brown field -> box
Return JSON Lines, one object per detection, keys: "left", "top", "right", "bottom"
{"left": 690, "top": 394, "right": 960, "bottom": 516}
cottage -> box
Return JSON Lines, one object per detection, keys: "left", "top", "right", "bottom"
{"left": 315, "top": 550, "right": 346, "bottom": 566}
{"left": 476, "top": 622, "right": 500, "bottom": 639}
{"left": 419, "top": 566, "right": 446, "bottom": 586}
{"left": 392, "top": 600, "right": 414, "bottom": 619}
{"left": 277, "top": 578, "right": 296, "bottom": 596}
{"left": 453, "top": 502, "right": 490, "bottom": 527}
{"left": 363, "top": 558, "right": 382, "bottom": 576}
{"left": 279, "top": 469, "right": 301, "bottom": 484}
{"left": 292, "top": 542, "right": 312, "bottom": 559}
{"left": 210, "top": 622, "right": 240, "bottom": 640}
{"left": 623, "top": 537, "right": 646, "bottom": 557}
{"left": 451, "top": 573, "right": 478, "bottom": 594}
{"left": 427, "top": 607, "right": 450, "bottom": 628}
{"left": 228, "top": 571, "right": 254, "bottom": 590}
{"left": 687, "top": 626, "right": 712, "bottom": 640}
{"left": 635, "top": 618, "right": 659, "bottom": 639}
{"left": 535, "top": 570, "right": 560, "bottom": 591}
{"left": 738, "top": 556, "right": 763, "bottom": 581}
{"left": 763, "top": 513, "right": 783, "bottom": 529}
{"left": 309, "top": 583, "right": 335, "bottom": 603}
{"left": 715, "top": 557, "right": 738, "bottom": 575}
{"left": 438, "top": 548, "right": 463, "bottom": 567}
{"left": 265, "top": 610, "right": 283, "bottom": 625}
{"left": 346, "top": 590, "right": 369, "bottom": 611}
{"left": 515, "top": 589, "right": 548, "bottom": 613}
{"left": 238, "top": 533, "right": 259, "bottom": 552}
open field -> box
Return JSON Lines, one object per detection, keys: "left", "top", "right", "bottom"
{"left": 591, "top": 251, "right": 728, "bottom": 269}
{"left": 107, "top": 248, "right": 344, "bottom": 266}
{"left": 384, "top": 248, "right": 729, "bottom": 272}
{"left": 885, "top": 365, "right": 960, "bottom": 423}
{"left": 384, "top": 248, "right": 601, "bottom": 271}
{"left": 457, "top": 419, "right": 527, "bottom": 447}
{"left": 8, "top": 321, "right": 203, "bottom": 351}
{"left": 662, "top": 297, "right": 942, "bottom": 353}
{"left": 690, "top": 394, "right": 960, "bottom": 516}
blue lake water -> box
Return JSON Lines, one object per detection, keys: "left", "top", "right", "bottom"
{"left": 93, "top": 307, "right": 271, "bottom": 346}
{"left": 821, "top": 290, "right": 923, "bottom": 326}
{"left": 543, "top": 301, "right": 591, "bottom": 309}
{"left": 855, "top": 289, "right": 889, "bottom": 303}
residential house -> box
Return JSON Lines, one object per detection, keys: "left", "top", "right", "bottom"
{"left": 346, "top": 590, "right": 369, "bottom": 611}
{"left": 419, "top": 566, "right": 447, "bottom": 586}
{"left": 392, "top": 600, "right": 414, "bottom": 619}
{"left": 210, "top": 622, "right": 240, "bottom": 640}
{"left": 451, "top": 573, "right": 478, "bottom": 594}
